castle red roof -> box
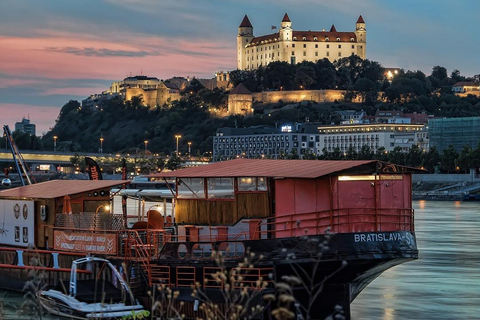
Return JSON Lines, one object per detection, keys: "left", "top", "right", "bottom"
{"left": 247, "top": 31, "right": 356, "bottom": 47}
{"left": 357, "top": 15, "right": 365, "bottom": 23}
{"left": 330, "top": 24, "right": 337, "bottom": 32}
{"left": 239, "top": 15, "right": 252, "bottom": 28}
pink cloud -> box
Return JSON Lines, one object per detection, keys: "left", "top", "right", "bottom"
{"left": 0, "top": 103, "right": 60, "bottom": 136}
{"left": 0, "top": 33, "right": 236, "bottom": 82}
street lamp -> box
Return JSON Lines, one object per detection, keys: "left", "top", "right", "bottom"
{"left": 175, "top": 135, "right": 182, "bottom": 155}
{"left": 188, "top": 142, "right": 192, "bottom": 157}
{"left": 144, "top": 140, "right": 148, "bottom": 152}
{"left": 100, "top": 134, "right": 104, "bottom": 154}
{"left": 53, "top": 136, "right": 57, "bottom": 152}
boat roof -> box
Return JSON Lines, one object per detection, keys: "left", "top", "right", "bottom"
{"left": 0, "top": 180, "right": 130, "bottom": 199}
{"left": 147, "top": 159, "right": 401, "bottom": 179}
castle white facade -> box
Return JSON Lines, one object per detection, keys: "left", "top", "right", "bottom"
{"left": 237, "top": 13, "right": 366, "bottom": 70}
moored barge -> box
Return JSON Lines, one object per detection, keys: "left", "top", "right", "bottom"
{"left": 0, "top": 159, "right": 418, "bottom": 319}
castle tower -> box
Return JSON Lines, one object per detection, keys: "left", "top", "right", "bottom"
{"left": 279, "top": 13, "right": 293, "bottom": 63}
{"left": 237, "top": 15, "right": 254, "bottom": 70}
{"left": 355, "top": 15, "right": 366, "bottom": 58}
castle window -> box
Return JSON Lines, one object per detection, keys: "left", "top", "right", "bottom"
{"left": 325, "top": 37, "right": 329, "bottom": 41}
{"left": 303, "top": 52, "right": 306, "bottom": 56}
{"left": 292, "top": 44, "right": 295, "bottom": 48}
{"left": 291, "top": 51, "right": 295, "bottom": 56}
{"left": 315, "top": 52, "right": 318, "bottom": 56}
{"left": 293, "top": 37, "right": 297, "bottom": 41}
{"left": 326, "top": 52, "right": 330, "bottom": 56}
{"left": 338, "top": 52, "right": 342, "bottom": 57}
{"left": 315, "top": 44, "right": 318, "bottom": 48}
{"left": 360, "top": 45, "right": 363, "bottom": 49}
{"left": 303, "top": 44, "right": 306, "bottom": 48}
{"left": 302, "top": 37, "right": 306, "bottom": 40}
{"left": 338, "top": 44, "right": 342, "bottom": 48}
{"left": 314, "top": 37, "right": 317, "bottom": 41}
{"left": 351, "top": 45, "right": 355, "bottom": 49}
{"left": 336, "top": 37, "right": 340, "bottom": 42}
{"left": 350, "top": 38, "right": 355, "bottom": 42}
{"left": 326, "top": 44, "right": 330, "bottom": 48}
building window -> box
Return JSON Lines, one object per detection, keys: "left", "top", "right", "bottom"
{"left": 315, "top": 52, "right": 318, "bottom": 56}
{"left": 315, "top": 44, "right": 318, "bottom": 48}
{"left": 336, "top": 37, "right": 340, "bottom": 42}
{"left": 293, "top": 37, "right": 297, "bottom": 41}
{"left": 338, "top": 44, "right": 341, "bottom": 48}
{"left": 351, "top": 45, "right": 355, "bottom": 49}
{"left": 292, "top": 44, "right": 295, "bottom": 48}
{"left": 303, "top": 44, "right": 306, "bottom": 48}
{"left": 326, "top": 52, "right": 329, "bottom": 56}
{"left": 338, "top": 52, "right": 341, "bottom": 57}
{"left": 292, "top": 51, "right": 295, "bottom": 55}
{"left": 326, "top": 44, "right": 330, "bottom": 49}
{"left": 303, "top": 52, "right": 306, "bottom": 56}
{"left": 302, "top": 37, "right": 306, "bottom": 40}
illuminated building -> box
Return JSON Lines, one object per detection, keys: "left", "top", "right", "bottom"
{"left": 237, "top": 13, "right": 366, "bottom": 70}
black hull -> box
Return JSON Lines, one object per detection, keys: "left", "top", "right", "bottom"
{"left": 149, "top": 231, "right": 418, "bottom": 319}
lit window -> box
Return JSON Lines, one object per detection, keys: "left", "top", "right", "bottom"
{"left": 336, "top": 37, "right": 340, "bottom": 42}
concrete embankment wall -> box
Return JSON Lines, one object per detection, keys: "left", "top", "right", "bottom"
{"left": 412, "top": 171, "right": 480, "bottom": 200}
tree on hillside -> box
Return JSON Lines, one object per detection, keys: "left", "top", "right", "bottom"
{"left": 294, "top": 65, "right": 316, "bottom": 89}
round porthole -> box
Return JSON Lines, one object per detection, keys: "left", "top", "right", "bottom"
{"left": 93, "top": 191, "right": 99, "bottom": 197}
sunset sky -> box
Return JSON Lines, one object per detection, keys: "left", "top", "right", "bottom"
{"left": 1, "top": 0, "right": 479, "bottom": 135}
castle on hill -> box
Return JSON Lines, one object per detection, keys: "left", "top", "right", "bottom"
{"left": 237, "top": 13, "right": 366, "bottom": 70}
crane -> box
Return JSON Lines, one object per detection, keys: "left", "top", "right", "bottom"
{"left": 3, "top": 125, "right": 35, "bottom": 186}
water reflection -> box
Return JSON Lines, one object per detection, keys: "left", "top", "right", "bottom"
{"left": 351, "top": 200, "right": 480, "bottom": 320}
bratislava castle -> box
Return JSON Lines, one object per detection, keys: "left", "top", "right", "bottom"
{"left": 237, "top": 13, "right": 366, "bottom": 70}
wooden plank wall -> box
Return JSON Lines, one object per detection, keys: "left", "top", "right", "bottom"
{"left": 176, "top": 192, "right": 270, "bottom": 225}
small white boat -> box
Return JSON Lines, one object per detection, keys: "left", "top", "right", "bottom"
{"left": 37, "top": 256, "right": 147, "bottom": 319}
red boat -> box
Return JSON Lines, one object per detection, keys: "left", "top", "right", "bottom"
{"left": 0, "top": 159, "right": 418, "bottom": 320}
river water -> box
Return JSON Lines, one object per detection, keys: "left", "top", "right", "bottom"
{"left": 351, "top": 200, "right": 480, "bottom": 319}
{"left": 0, "top": 201, "right": 479, "bottom": 319}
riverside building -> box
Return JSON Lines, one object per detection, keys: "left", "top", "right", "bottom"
{"left": 237, "top": 13, "right": 366, "bottom": 70}
{"left": 213, "top": 123, "right": 427, "bottom": 160}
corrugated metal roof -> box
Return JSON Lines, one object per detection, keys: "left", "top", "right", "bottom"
{"left": 0, "top": 180, "right": 130, "bottom": 199}
{"left": 149, "top": 159, "right": 377, "bottom": 179}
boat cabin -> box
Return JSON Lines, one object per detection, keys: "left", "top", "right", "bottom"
{"left": 148, "top": 159, "right": 414, "bottom": 243}
{"left": 0, "top": 180, "right": 128, "bottom": 251}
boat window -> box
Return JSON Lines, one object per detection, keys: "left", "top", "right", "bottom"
{"left": 207, "top": 178, "right": 234, "bottom": 199}
{"left": 238, "top": 177, "right": 268, "bottom": 191}
{"left": 177, "top": 178, "right": 205, "bottom": 198}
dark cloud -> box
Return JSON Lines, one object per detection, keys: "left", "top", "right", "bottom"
{"left": 45, "top": 47, "right": 160, "bottom": 57}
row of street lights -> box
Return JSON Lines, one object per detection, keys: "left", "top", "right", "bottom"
{"left": 53, "top": 134, "right": 191, "bottom": 156}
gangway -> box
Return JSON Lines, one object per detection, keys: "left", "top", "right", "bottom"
{"left": 3, "top": 125, "right": 35, "bottom": 185}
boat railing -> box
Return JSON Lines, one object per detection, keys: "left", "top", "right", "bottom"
{"left": 55, "top": 212, "right": 125, "bottom": 230}
{"left": 255, "top": 207, "right": 414, "bottom": 238}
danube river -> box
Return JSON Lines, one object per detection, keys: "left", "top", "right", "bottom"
{"left": 351, "top": 200, "right": 480, "bottom": 319}
{"left": 0, "top": 201, "right": 479, "bottom": 319}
